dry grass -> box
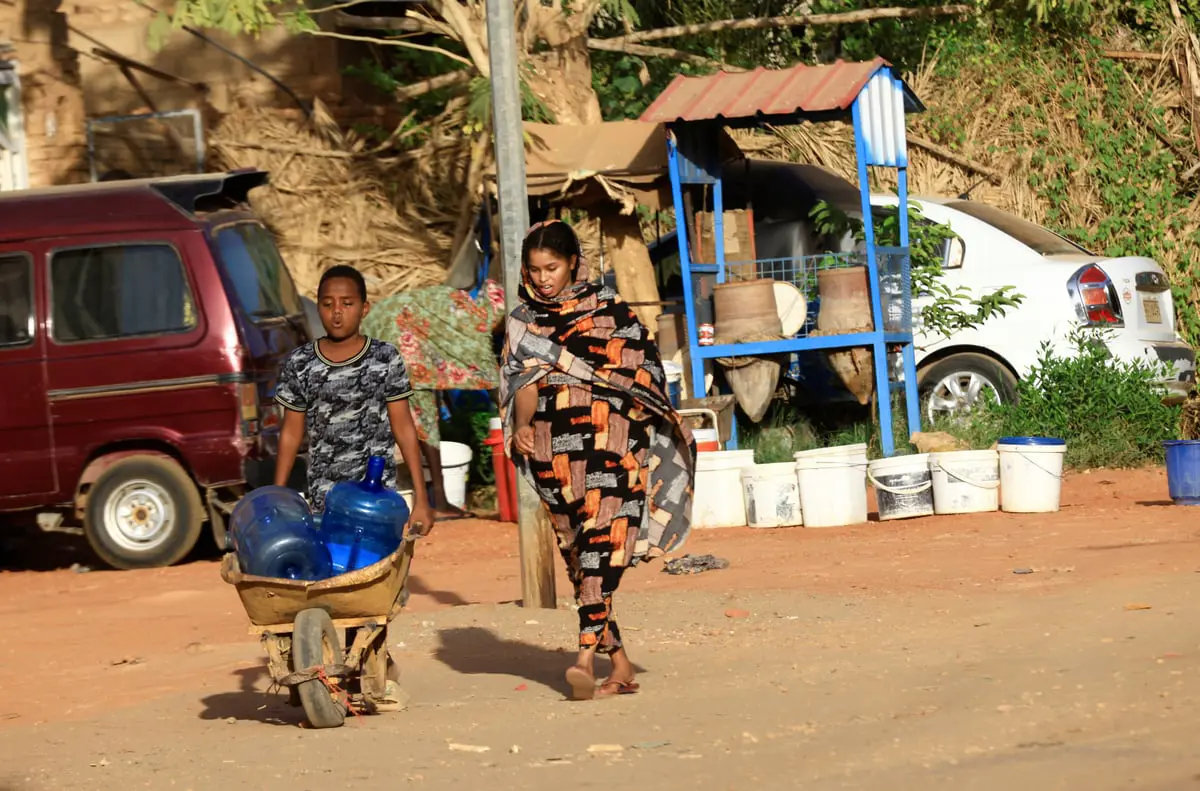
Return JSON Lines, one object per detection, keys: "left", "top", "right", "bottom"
{"left": 210, "top": 98, "right": 465, "bottom": 299}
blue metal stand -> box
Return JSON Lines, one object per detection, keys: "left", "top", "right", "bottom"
{"left": 666, "top": 66, "right": 922, "bottom": 456}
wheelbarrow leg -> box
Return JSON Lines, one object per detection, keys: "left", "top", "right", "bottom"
{"left": 261, "top": 633, "right": 300, "bottom": 707}
{"left": 363, "top": 626, "right": 408, "bottom": 712}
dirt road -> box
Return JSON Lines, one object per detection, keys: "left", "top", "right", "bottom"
{"left": 2, "top": 467, "right": 1199, "bottom": 790}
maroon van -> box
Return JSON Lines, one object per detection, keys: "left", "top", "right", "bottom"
{"left": 0, "top": 170, "right": 309, "bottom": 569}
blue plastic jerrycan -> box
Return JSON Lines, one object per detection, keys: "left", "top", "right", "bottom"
{"left": 320, "top": 455, "right": 410, "bottom": 574}
{"left": 228, "top": 486, "right": 333, "bottom": 581}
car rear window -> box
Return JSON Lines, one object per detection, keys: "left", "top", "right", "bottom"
{"left": 214, "top": 222, "right": 303, "bottom": 320}
{"left": 945, "top": 200, "right": 1091, "bottom": 256}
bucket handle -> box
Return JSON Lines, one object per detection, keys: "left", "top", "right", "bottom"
{"left": 798, "top": 458, "right": 868, "bottom": 470}
{"left": 1003, "top": 448, "right": 1064, "bottom": 480}
{"left": 867, "top": 470, "right": 933, "bottom": 495}
{"left": 933, "top": 461, "right": 1000, "bottom": 490}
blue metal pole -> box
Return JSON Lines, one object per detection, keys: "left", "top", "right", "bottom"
{"left": 897, "top": 166, "right": 922, "bottom": 437}
{"left": 852, "top": 97, "right": 895, "bottom": 456}
{"left": 668, "top": 133, "right": 706, "bottom": 401}
{"left": 713, "top": 178, "right": 727, "bottom": 284}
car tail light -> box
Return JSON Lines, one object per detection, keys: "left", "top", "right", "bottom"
{"left": 1067, "top": 264, "right": 1124, "bottom": 326}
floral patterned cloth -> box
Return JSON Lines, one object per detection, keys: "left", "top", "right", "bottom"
{"left": 361, "top": 280, "right": 506, "bottom": 445}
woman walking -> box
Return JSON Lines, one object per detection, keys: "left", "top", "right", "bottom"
{"left": 500, "top": 221, "right": 695, "bottom": 700}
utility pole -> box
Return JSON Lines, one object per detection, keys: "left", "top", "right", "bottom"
{"left": 487, "top": 0, "right": 557, "bottom": 609}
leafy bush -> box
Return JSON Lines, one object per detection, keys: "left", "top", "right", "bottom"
{"left": 950, "top": 331, "right": 1180, "bottom": 469}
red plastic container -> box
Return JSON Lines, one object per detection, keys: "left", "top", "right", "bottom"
{"left": 483, "top": 418, "right": 519, "bottom": 522}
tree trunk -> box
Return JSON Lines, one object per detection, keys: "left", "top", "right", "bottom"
{"left": 602, "top": 212, "right": 661, "bottom": 335}
{"left": 526, "top": 39, "right": 603, "bottom": 125}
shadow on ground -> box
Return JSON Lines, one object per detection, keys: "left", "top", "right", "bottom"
{"left": 0, "top": 512, "right": 222, "bottom": 573}
{"left": 407, "top": 574, "right": 471, "bottom": 607}
{"left": 433, "top": 626, "right": 647, "bottom": 697}
{"left": 198, "top": 665, "right": 303, "bottom": 726}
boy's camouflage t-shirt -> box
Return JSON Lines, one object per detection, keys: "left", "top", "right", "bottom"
{"left": 275, "top": 338, "right": 412, "bottom": 512}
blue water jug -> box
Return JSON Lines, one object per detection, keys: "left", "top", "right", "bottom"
{"left": 320, "top": 455, "right": 409, "bottom": 574}
{"left": 228, "top": 486, "right": 333, "bottom": 581}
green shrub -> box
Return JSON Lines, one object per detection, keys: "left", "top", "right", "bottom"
{"left": 948, "top": 330, "right": 1180, "bottom": 468}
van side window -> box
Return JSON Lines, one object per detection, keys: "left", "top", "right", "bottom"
{"left": 50, "top": 244, "right": 196, "bottom": 343}
{"left": 0, "top": 254, "right": 32, "bottom": 347}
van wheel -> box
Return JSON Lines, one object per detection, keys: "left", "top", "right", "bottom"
{"left": 918, "top": 353, "right": 1018, "bottom": 425}
{"left": 83, "top": 455, "right": 204, "bottom": 570}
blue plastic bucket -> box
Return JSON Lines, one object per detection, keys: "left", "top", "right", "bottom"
{"left": 998, "top": 436, "right": 1066, "bottom": 446}
{"left": 1164, "top": 440, "right": 1200, "bottom": 505}
{"left": 666, "top": 375, "right": 681, "bottom": 409}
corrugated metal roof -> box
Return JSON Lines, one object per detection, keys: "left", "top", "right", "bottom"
{"left": 639, "top": 58, "right": 922, "bottom": 125}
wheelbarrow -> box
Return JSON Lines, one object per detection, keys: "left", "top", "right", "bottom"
{"left": 220, "top": 536, "right": 417, "bottom": 729}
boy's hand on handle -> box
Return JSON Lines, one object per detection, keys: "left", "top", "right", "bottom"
{"left": 514, "top": 425, "right": 536, "bottom": 456}
{"left": 407, "top": 504, "right": 435, "bottom": 537}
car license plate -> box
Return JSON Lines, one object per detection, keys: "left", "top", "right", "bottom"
{"left": 1143, "top": 297, "right": 1163, "bottom": 324}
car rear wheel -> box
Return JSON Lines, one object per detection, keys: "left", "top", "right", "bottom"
{"left": 83, "top": 455, "right": 204, "bottom": 570}
{"left": 918, "top": 353, "right": 1018, "bottom": 424}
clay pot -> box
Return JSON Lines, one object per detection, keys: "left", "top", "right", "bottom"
{"left": 816, "top": 266, "right": 873, "bottom": 333}
{"left": 816, "top": 266, "right": 875, "bottom": 406}
{"left": 722, "top": 355, "right": 784, "bottom": 423}
{"left": 713, "top": 278, "right": 782, "bottom": 343}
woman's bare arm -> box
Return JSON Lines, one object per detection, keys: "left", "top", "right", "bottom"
{"left": 513, "top": 382, "right": 538, "bottom": 428}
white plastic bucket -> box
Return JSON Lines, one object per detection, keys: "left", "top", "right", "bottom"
{"left": 928, "top": 450, "right": 999, "bottom": 515}
{"left": 998, "top": 438, "right": 1067, "bottom": 513}
{"left": 868, "top": 453, "right": 934, "bottom": 521}
{"left": 741, "top": 462, "right": 803, "bottom": 528}
{"left": 693, "top": 450, "right": 756, "bottom": 528}
{"left": 422, "top": 441, "right": 473, "bottom": 509}
{"left": 794, "top": 444, "right": 869, "bottom": 528}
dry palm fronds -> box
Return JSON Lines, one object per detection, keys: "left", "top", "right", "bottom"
{"left": 210, "top": 98, "right": 461, "bottom": 299}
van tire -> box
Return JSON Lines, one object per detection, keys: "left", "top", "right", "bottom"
{"left": 83, "top": 455, "right": 204, "bottom": 570}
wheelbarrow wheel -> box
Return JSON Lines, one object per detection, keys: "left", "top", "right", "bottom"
{"left": 292, "top": 609, "right": 346, "bottom": 729}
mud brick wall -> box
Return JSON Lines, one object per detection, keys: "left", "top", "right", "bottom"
{"left": 0, "top": 0, "right": 89, "bottom": 186}
{"left": 1, "top": 0, "right": 347, "bottom": 187}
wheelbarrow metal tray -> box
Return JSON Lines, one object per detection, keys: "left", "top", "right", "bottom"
{"left": 220, "top": 538, "right": 416, "bottom": 628}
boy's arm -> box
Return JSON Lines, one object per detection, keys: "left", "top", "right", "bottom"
{"left": 383, "top": 349, "right": 433, "bottom": 535}
{"left": 388, "top": 400, "right": 433, "bottom": 536}
{"left": 273, "top": 353, "right": 308, "bottom": 489}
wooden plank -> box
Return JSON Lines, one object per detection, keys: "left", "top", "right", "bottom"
{"left": 344, "top": 624, "right": 383, "bottom": 671}
{"left": 603, "top": 212, "right": 663, "bottom": 334}
{"left": 518, "top": 488, "right": 557, "bottom": 609}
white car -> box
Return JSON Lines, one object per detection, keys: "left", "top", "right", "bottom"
{"left": 873, "top": 195, "right": 1196, "bottom": 420}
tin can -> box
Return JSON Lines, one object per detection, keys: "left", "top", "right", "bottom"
{"left": 698, "top": 323, "right": 715, "bottom": 346}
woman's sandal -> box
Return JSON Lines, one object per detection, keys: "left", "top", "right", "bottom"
{"left": 565, "top": 666, "right": 597, "bottom": 701}
{"left": 596, "top": 678, "right": 639, "bottom": 697}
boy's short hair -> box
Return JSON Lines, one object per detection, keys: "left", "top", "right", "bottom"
{"left": 318, "top": 265, "right": 367, "bottom": 301}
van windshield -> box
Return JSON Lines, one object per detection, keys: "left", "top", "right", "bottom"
{"left": 214, "top": 222, "right": 303, "bottom": 320}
